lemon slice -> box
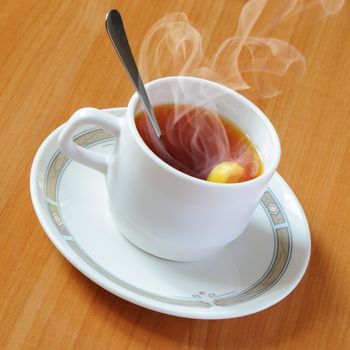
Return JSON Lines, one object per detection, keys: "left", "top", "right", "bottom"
{"left": 207, "top": 161, "right": 245, "bottom": 184}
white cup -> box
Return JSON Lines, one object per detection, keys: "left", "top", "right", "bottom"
{"left": 58, "top": 76, "right": 280, "bottom": 261}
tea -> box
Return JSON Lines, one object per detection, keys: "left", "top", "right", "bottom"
{"left": 135, "top": 104, "right": 263, "bottom": 183}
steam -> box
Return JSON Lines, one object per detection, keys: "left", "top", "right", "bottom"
{"left": 162, "top": 106, "right": 231, "bottom": 177}
{"left": 139, "top": 0, "right": 344, "bottom": 98}
{"left": 137, "top": 0, "right": 344, "bottom": 180}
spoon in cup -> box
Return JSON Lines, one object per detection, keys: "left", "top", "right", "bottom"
{"left": 105, "top": 9, "right": 199, "bottom": 176}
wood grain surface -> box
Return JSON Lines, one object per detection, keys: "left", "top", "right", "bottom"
{"left": 1, "top": 0, "right": 349, "bottom": 349}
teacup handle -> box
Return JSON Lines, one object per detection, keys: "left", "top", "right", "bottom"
{"left": 58, "top": 108, "right": 123, "bottom": 175}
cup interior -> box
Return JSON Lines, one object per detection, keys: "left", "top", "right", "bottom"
{"left": 130, "top": 76, "right": 280, "bottom": 179}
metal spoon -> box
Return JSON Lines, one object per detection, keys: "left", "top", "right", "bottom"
{"left": 105, "top": 9, "right": 196, "bottom": 176}
{"left": 105, "top": 9, "right": 161, "bottom": 138}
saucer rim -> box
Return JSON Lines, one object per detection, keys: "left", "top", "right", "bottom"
{"left": 30, "top": 107, "right": 311, "bottom": 319}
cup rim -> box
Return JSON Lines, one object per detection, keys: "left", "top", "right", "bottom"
{"left": 127, "top": 76, "right": 281, "bottom": 188}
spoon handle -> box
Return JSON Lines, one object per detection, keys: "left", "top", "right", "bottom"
{"left": 105, "top": 9, "right": 162, "bottom": 137}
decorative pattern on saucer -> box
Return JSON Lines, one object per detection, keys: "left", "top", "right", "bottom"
{"left": 44, "top": 128, "right": 292, "bottom": 309}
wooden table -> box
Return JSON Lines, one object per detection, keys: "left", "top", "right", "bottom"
{"left": 1, "top": 1, "right": 349, "bottom": 348}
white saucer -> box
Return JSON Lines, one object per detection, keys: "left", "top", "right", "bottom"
{"left": 30, "top": 108, "right": 311, "bottom": 319}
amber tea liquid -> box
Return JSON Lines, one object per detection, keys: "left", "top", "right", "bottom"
{"left": 135, "top": 104, "right": 263, "bottom": 182}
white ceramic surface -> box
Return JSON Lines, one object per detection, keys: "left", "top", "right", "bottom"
{"left": 58, "top": 76, "right": 281, "bottom": 261}
{"left": 30, "top": 109, "right": 311, "bottom": 319}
